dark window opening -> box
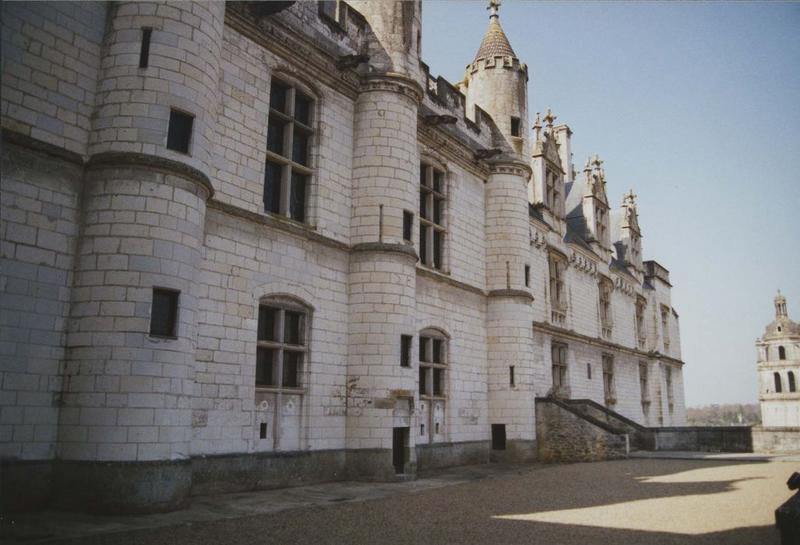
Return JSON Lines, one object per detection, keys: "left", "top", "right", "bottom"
{"left": 433, "top": 368, "right": 443, "bottom": 395}
{"left": 166, "top": 109, "right": 193, "bottom": 154}
{"left": 587, "top": 363, "right": 592, "bottom": 380}
{"left": 259, "top": 422, "right": 268, "bottom": 439}
{"left": 400, "top": 335, "right": 412, "bottom": 367}
{"left": 419, "top": 366, "right": 427, "bottom": 395}
{"left": 289, "top": 173, "right": 307, "bottom": 222}
{"left": 139, "top": 27, "right": 152, "bottom": 68}
{"left": 403, "top": 211, "right": 413, "bottom": 242}
{"left": 789, "top": 371, "right": 796, "bottom": 393}
{"left": 256, "top": 302, "right": 307, "bottom": 389}
{"left": 150, "top": 288, "right": 179, "bottom": 337}
{"left": 509, "top": 366, "right": 515, "bottom": 387}
{"left": 491, "top": 424, "right": 506, "bottom": 450}
{"left": 779, "top": 346, "right": 786, "bottom": 360}
{"left": 774, "top": 372, "right": 782, "bottom": 393}
{"left": 263, "top": 161, "right": 283, "bottom": 214}
{"left": 524, "top": 265, "right": 530, "bottom": 287}
{"left": 282, "top": 351, "right": 300, "bottom": 387}
{"left": 256, "top": 348, "right": 276, "bottom": 386}
{"left": 510, "top": 116, "right": 521, "bottom": 137}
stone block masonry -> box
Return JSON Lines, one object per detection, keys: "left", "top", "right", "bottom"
{"left": 1, "top": 1, "right": 690, "bottom": 512}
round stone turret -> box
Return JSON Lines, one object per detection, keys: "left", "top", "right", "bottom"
{"left": 460, "top": 2, "right": 529, "bottom": 160}
{"left": 58, "top": 2, "right": 224, "bottom": 513}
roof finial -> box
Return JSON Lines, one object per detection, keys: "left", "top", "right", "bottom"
{"left": 544, "top": 108, "right": 556, "bottom": 128}
{"left": 533, "top": 112, "right": 542, "bottom": 142}
{"left": 624, "top": 189, "right": 637, "bottom": 206}
{"left": 487, "top": 0, "right": 501, "bottom": 18}
{"left": 775, "top": 289, "right": 788, "bottom": 318}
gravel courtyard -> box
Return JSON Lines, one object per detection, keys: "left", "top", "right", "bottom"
{"left": 8, "top": 457, "right": 797, "bottom": 545}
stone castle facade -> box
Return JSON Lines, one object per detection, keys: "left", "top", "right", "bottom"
{"left": 756, "top": 292, "right": 799, "bottom": 427}
{"left": 0, "top": 1, "right": 686, "bottom": 512}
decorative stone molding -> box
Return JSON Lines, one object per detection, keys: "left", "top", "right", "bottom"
{"left": 86, "top": 152, "right": 214, "bottom": 201}
{"left": 488, "top": 161, "right": 532, "bottom": 178}
{"left": 488, "top": 289, "right": 534, "bottom": 302}
{"left": 352, "top": 242, "right": 419, "bottom": 261}
{"left": 2, "top": 129, "right": 83, "bottom": 165}
{"left": 359, "top": 74, "right": 424, "bottom": 104}
{"left": 569, "top": 250, "right": 598, "bottom": 276}
{"left": 613, "top": 276, "right": 636, "bottom": 297}
{"left": 225, "top": 3, "right": 361, "bottom": 99}
{"left": 530, "top": 228, "right": 547, "bottom": 249}
{"left": 418, "top": 129, "right": 490, "bottom": 180}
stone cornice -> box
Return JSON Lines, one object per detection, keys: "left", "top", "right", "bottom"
{"left": 532, "top": 320, "right": 685, "bottom": 366}
{"left": 2, "top": 129, "right": 83, "bottom": 165}
{"left": 487, "top": 160, "right": 532, "bottom": 178}
{"left": 208, "top": 200, "right": 350, "bottom": 252}
{"left": 352, "top": 242, "right": 418, "bottom": 261}
{"left": 86, "top": 152, "right": 214, "bottom": 201}
{"left": 417, "top": 128, "right": 490, "bottom": 181}
{"left": 416, "top": 267, "right": 485, "bottom": 297}
{"left": 359, "top": 74, "right": 424, "bottom": 104}
{"left": 488, "top": 289, "right": 534, "bottom": 302}
{"left": 225, "top": 3, "right": 360, "bottom": 100}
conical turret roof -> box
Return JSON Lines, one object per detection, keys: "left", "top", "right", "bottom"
{"left": 474, "top": 14, "right": 516, "bottom": 61}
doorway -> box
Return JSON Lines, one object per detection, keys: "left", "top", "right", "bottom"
{"left": 392, "top": 427, "right": 408, "bottom": 474}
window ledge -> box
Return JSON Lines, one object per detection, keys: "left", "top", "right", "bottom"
{"left": 255, "top": 386, "right": 306, "bottom": 395}
{"left": 148, "top": 334, "right": 178, "bottom": 341}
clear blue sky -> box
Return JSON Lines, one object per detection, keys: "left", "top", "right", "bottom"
{"left": 422, "top": 0, "right": 800, "bottom": 406}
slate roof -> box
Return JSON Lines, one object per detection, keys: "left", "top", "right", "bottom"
{"left": 474, "top": 16, "right": 516, "bottom": 61}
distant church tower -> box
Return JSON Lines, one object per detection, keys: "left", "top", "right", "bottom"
{"left": 756, "top": 291, "right": 800, "bottom": 427}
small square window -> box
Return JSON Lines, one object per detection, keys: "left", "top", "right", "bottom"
{"left": 150, "top": 288, "right": 179, "bottom": 337}
{"left": 167, "top": 110, "right": 193, "bottom": 154}
{"left": 400, "top": 335, "right": 412, "bottom": 367}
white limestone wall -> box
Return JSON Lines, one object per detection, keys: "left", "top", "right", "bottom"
{"left": 213, "top": 28, "right": 355, "bottom": 243}
{"left": 0, "top": 148, "right": 82, "bottom": 460}
{"left": 415, "top": 278, "right": 488, "bottom": 444}
{"left": 89, "top": 1, "right": 224, "bottom": 175}
{"left": 433, "top": 163, "right": 486, "bottom": 289}
{"left": 59, "top": 168, "right": 207, "bottom": 462}
{"left": 1, "top": 1, "right": 107, "bottom": 156}
{"left": 193, "top": 211, "right": 350, "bottom": 455}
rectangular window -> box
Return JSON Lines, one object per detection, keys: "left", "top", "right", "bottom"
{"left": 666, "top": 366, "right": 674, "bottom": 412}
{"left": 419, "top": 331, "right": 447, "bottom": 443}
{"left": 587, "top": 363, "right": 592, "bottom": 380}
{"left": 548, "top": 253, "right": 566, "bottom": 313}
{"left": 400, "top": 335, "right": 412, "bottom": 368}
{"left": 264, "top": 79, "right": 313, "bottom": 222}
{"left": 524, "top": 265, "right": 530, "bottom": 288}
{"left": 661, "top": 305, "right": 670, "bottom": 350}
{"left": 260, "top": 422, "right": 268, "bottom": 439}
{"left": 166, "top": 109, "right": 193, "bottom": 154}
{"left": 150, "top": 288, "right": 179, "bottom": 337}
{"left": 402, "top": 210, "right": 414, "bottom": 242}
{"left": 256, "top": 302, "right": 307, "bottom": 389}
{"left": 419, "top": 164, "right": 446, "bottom": 270}
{"left": 639, "top": 361, "right": 649, "bottom": 404}
{"left": 551, "top": 342, "right": 567, "bottom": 389}
{"left": 602, "top": 354, "right": 615, "bottom": 405}
{"left": 139, "top": 27, "right": 152, "bottom": 68}
{"left": 510, "top": 116, "right": 521, "bottom": 137}
{"left": 635, "top": 296, "right": 647, "bottom": 349}
{"left": 509, "top": 366, "right": 515, "bottom": 387}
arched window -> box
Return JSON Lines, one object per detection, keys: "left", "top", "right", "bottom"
{"left": 789, "top": 371, "right": 796, "bottom": 393}
{"left": 418, "top": 328, "right": 448, "bottom": 443}
{"left": 778, "top": 346, "right": 786, "bottom": 360}
{"left": 256, "top": 296, "right": 310, "bottom": 389}
{"left": 774, "top": 372, "right": 782, "bottom": 393}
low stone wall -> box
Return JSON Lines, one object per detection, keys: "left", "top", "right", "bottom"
{"left": 535, "top": 398, "right": 629, "bottom": 463}
{"left": 565, "top": 399, "right": 655, "bottom": 450}
{"left": 652, "top": 426, "right": 753, "bottom": 452}
{"left": 752, "top": 427, "right": 800, "bottom": 454}
{"left": 416, "top": 440, "right": 489, "bottom": 471}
